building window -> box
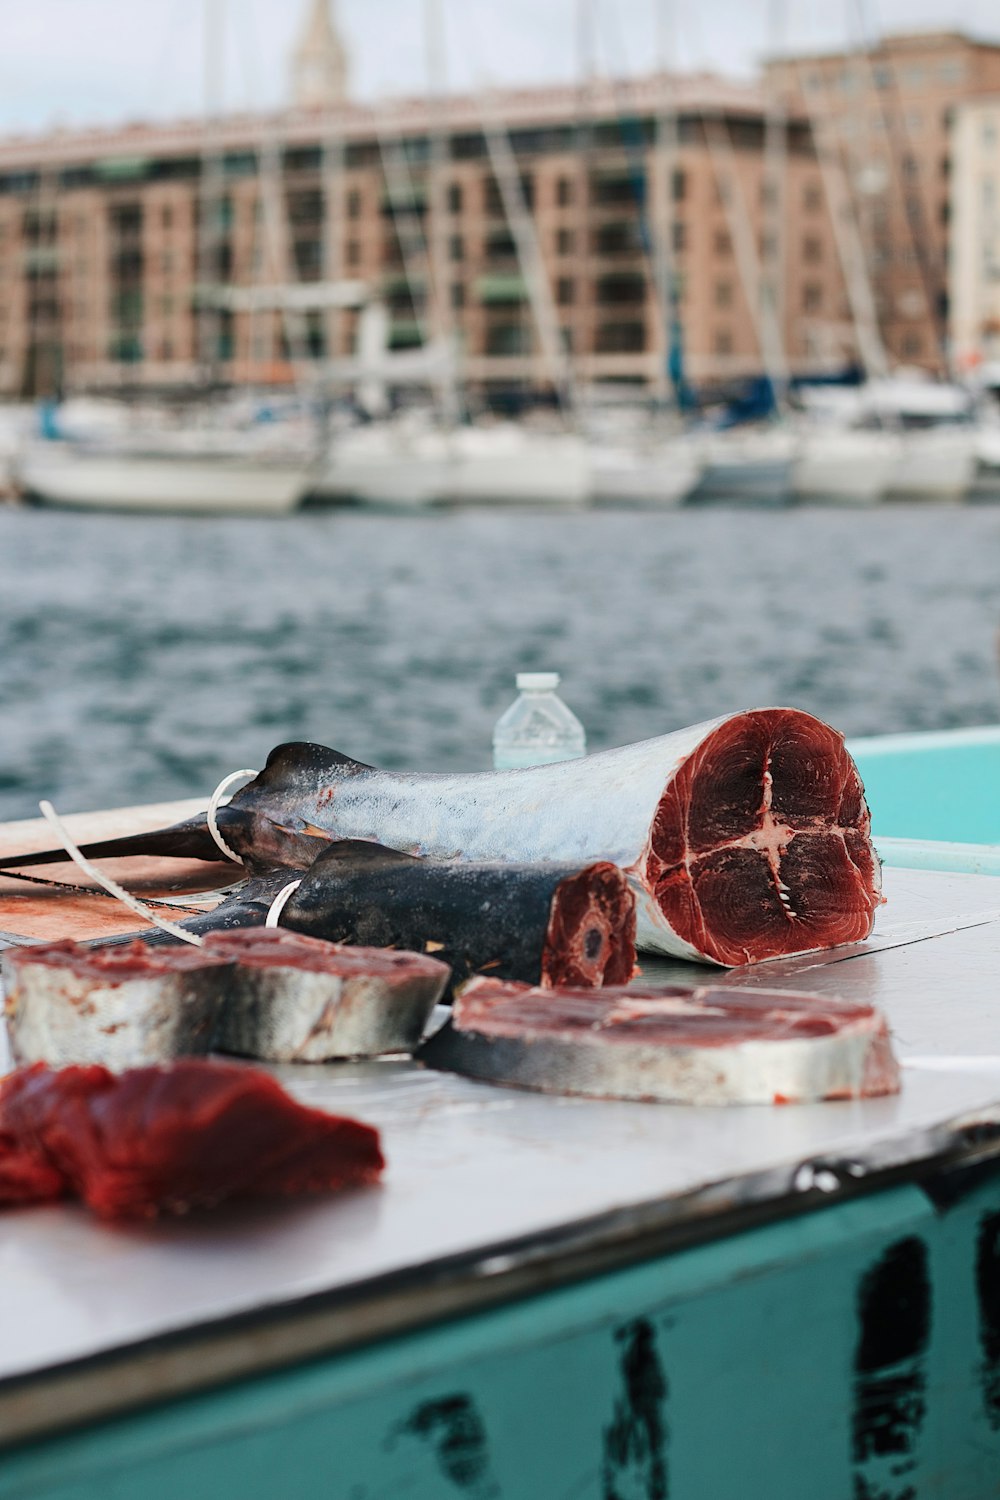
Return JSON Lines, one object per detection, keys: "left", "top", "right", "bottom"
{"left": 161, "top": 204, "right": 173, "bottom": 229}
{"left": 803, "top": 181, "right": 822, "bottom": 213}
{"left": 671, "top": 168, "right": 686, "bottom": 202}
{"left": 451, "top": 282, "right": 464, "bottom": 308}
{"left": 557, "top": 276, "right": 575, "bottom": 306}
{"left": 347, "top": 238, "right": 361, "bottom": 266}
{"left": 347, "top": 189, "right": 362, "bottom": 219}
{"left": 714, "top": 328, "right": 732, "bottom": 355}
{"left": 556, "top": 227, "right": 574, "bottom": 255}
{"left": 557, "top": 176, "right": 573, "bottom": 207}
{"left": 938, "top": 58, "right": 966, "bottom": 85}
{"left": 713, "top": 229, "right": 731, "bottom": 256}
{"left": 449, "top": 234, "right": 464, "bottom": 262}
{"left": 485, "top": 323, "right": 530, "bottom": 356}
{"left": 901, "top": 330, "right": 924, "bottom": 358}
{"left": 802, "top": 236, "right": 823, "bottom": 265}
{"left": 595, "top": 321, "right": 645, "bottom": 353}
{"left": 672, "top": 221, "right": 686, "bottom": 252}
{"left": 447, "top": 182, "right": 462, "bottom": 212}
{"left": 714, "top": 280, "right": 732, "bottom": 308}
{"left": 802, "top": 283, "right": 823, "bottom": 312}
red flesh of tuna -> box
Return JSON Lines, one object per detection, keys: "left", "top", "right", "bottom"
{"left": 646, "top": 710, "right": 881, "bottom": 965}
{"left": 0, "top": 1059, "right": 384, "bottom": 1219}
{"left": 203, "top": 926, "right": 450, "bottom": 981}
{"left": 541, "top": 863, "right": 637, "bottom": 988}
{"left": 455, "top": 979, "right": 884, "bottom": 1047}
{"left": 7, "top": 937, "right": 231, "bottom": 979}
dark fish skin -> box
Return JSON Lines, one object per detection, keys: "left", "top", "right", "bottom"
{"left": 281, "top": 842, "right": 636, "bottom": 991}
{"left": 94, "top": 842, "right": 636, "bottom": 995}
{"left": 95, "top": 867, "right": 298, "bottom": 949}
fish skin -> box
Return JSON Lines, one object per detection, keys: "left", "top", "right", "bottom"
{"left": 280, "top": 841, "right": 635, "bottom": 991}
{"left": 0, "top": 708, "right": 881, "bottom": 966}
{"left": 2, "top": 940, "right": 233, "bottom": 1071}
{"left": 204, "top": 930, "right": 450, "bottom": 1063}
{"left": 418, "top": 979, "right": 901, "bottom": 1106}
{"left": 94, "top": 842, "right": 635, "bottom": 995}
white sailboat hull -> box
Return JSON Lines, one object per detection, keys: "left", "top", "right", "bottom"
{"left": 17, "top": 444, "right": 308, "bottom": 516}
{"left": 319, "top": 425, "right": 591, "bottom": 507}
{"left": 885, "top": 429, "right": 977, "bottom": 501}
{"left": 791, "top": 431, "right": 901, "bottom": 505}
{"left": 591, "top": 444, "right": 701, "bottom": 507}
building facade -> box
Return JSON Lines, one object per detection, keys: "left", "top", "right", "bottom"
{"left": 0, "top": 72, "right": 851, "bottom": 401}
{"left": 766, "top": 30, "right": 1000, "bottom": 374}
{"left": 949, "top": 97, "right": 1000, "bottom": 370}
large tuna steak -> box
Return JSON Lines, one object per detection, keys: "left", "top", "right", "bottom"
{"left": 420, "top": 977, "right": 900, "bottom": 1105}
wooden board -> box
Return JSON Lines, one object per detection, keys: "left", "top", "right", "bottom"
{"left": 0, "top": 799, "right": 237, "bottom": 944}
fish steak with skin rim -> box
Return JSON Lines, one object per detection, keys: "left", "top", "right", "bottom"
{"left": 0, "top": 708, "right": 882, "bottom": 966}
{"left": 419, "top": 977, "right": 901, "bottom": 1105}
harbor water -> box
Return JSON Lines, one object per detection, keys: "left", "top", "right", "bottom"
{"left": 1, "top": 502, "right": 999, "bottom": 824}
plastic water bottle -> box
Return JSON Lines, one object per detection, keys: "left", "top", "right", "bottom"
{"left": 492, "top": 672, "right": 586, "bottom": 770}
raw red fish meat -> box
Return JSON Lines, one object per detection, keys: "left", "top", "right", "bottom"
{"left": 0, "top": 1059, "right": 383, "bottom": 1219}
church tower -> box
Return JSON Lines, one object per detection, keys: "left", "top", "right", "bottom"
{"left": 290, "top": 0, "right": 350, "bottom": 109}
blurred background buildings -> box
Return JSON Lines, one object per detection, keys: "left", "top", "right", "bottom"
{"left": 0, "top": 5, "right": 998, "bottom": 402}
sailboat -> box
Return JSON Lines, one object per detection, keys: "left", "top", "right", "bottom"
{"left": 15, "top": 1, "right": 320, "bottom": 517}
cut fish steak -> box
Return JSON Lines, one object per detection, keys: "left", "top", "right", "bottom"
{"left": 0, "top": 1059, "right": 384, "bottom": 1219}
{"left": 2, "top": 939, "right": 232, "bottom": 1070}
{"left": 204, "top": 927, "right": 450, "bottom": 1061}
{"left": 419, "top": 977, "right": 901, "bottom": 1105}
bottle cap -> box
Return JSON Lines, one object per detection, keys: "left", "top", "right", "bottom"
{"left": 516, "top": 672, "right": 560, "bottom": 691}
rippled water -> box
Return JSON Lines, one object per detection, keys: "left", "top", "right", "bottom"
{"left": 1, "top": 503, "right": 999, "bottom": 822}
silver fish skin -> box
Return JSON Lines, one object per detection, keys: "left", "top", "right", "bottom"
{"left": 221, "top": 707, "right": 881, "bottom": 966}
{"left": 204, "top": 931, "right": 450, "bottom": 1062}
{"left": 2, "top": 941, "right": 231, "bottom": 1071}
{"left": 0, "top": 707, "right": 881, "bottom": 969}
{"left": 419, "top": 979, "right": 900, "bottom": 1106}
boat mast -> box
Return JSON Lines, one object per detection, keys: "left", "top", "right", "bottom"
{"left": 477, "top": 94, "right": 578, "bottom": 421}
{"left": 652, "top": 0, "right": 684, "bottom": 411}
{"left": 424, "top": 0, "right": 462, "bottom": 427}
{"left": 761, "top": 0, "right": 787, "bottom": 385}
{"left": 197, "top": 0, "right": 226, "bottom": 386}
{"left": 793, "top": 63, "right": 889, "bottom": 379}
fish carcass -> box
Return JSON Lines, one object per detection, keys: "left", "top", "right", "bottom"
{"left": 0, "top": 707, "right": 882, "bottom": 966}
{"left": 109, "top": 842, "right": 638, "bottom": 993}
{"left": 420, "top": 977, "right": 901, "bottom": 1105}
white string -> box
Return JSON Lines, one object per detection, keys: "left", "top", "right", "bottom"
{"left": 265, "top": 880, "right": 302, "bottom": 928}
{"left": 207, "top": 769, "right": 257, "bottom": 864}
{"left": 38, "top": 800, "right": 205, "bottom": 948}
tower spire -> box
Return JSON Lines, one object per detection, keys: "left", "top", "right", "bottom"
{"left": 290, "top": 0, "right": 349, "bottom": 109}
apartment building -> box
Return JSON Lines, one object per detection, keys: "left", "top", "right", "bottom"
{"left": 0, "top": 52, "right": 851, "bottom": 399}
{"left": 950, "top": 98, "right": 1000, "bottom": 370}
{"left": 766, "top": 30, "right": 1000, "bottom": 373}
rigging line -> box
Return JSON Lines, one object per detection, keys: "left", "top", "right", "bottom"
{"left": 0, "top": 866, "right": 213, "bottom": 918}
